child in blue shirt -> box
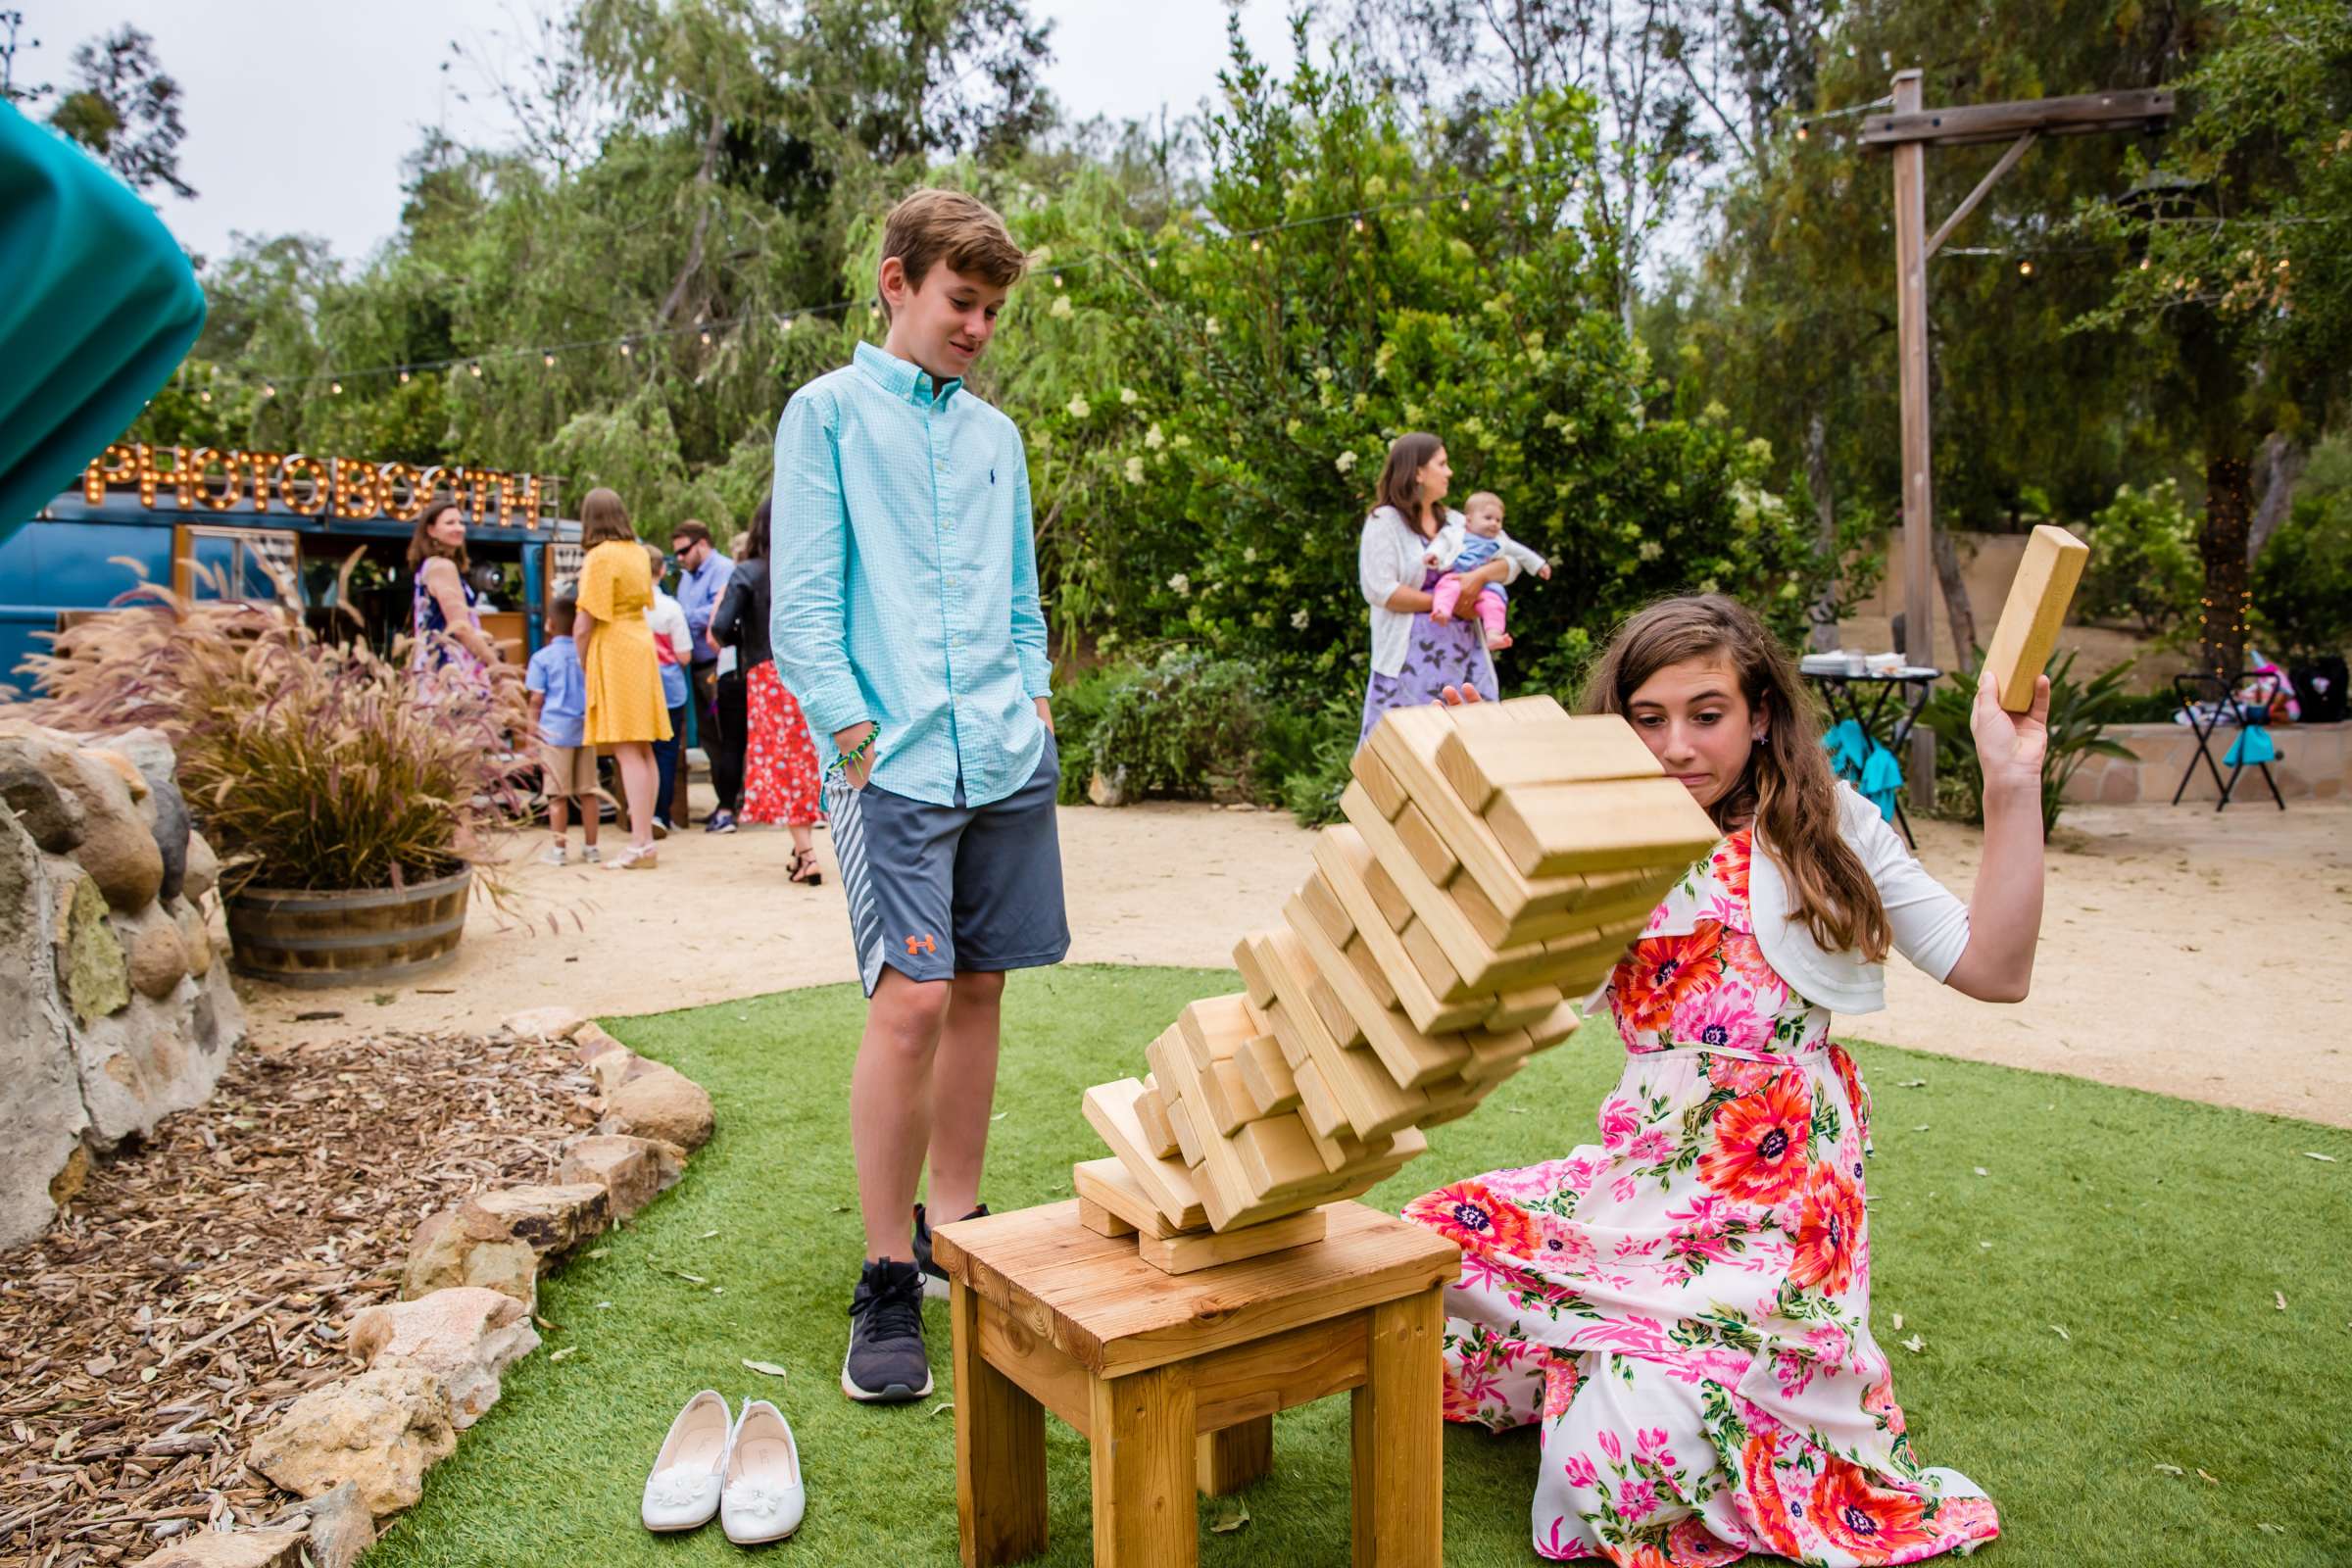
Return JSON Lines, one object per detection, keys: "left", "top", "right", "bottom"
{"left": 524, "top": 595, "right": 600, "bottom": 864}
{"left": 771, "top": 188, "right": 1065, "bottom": 1405}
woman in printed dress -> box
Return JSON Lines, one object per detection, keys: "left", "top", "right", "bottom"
{"left": 406, "top": 501, "right": 500, "bottom": 689}
{"left": 1405, "top": 596, "right": 2049, "bottom": 1566}
{"left": 1354, "top": 432, "right": 1518, "bottom": 749}
{"left": 710, "top": 498, "right": 825, "bottom": 885}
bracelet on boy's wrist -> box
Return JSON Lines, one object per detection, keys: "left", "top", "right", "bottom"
{"left": 827, "top": 729, "right": 878, "bottom": 776}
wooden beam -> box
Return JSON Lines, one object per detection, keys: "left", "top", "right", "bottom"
{"left": 1924, "top": 131, "right": 2036, "bottom": 260}
{"left": 1890, "top": 69, "right": 1936, "bottom": 813}
{"left": 1862, "top": 88, "right": 2172, "bottom": 147}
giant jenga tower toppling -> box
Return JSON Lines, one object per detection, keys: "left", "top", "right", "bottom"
{"left": 1075, "top": 695, "right": 1724, "bottom": 1273}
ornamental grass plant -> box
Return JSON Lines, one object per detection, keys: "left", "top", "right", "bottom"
{"left": 24, "top": 560, "right": 530, "bottom": 895}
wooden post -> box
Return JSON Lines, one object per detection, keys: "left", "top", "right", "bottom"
{"left": 1090, "top": 1365, "right": 1198, "bottom": 1568}
{"left": 954, "top": 1282, "right": 1050, "bottom": 1567}
{"left": 1197, "top": 1416, "right": 1274, "bottom": 1495}
{"left": 1350, "top": 1287, "right": 1444, "bottom": 1567}
{"left": 1890, "top": 69, "right": 1938, "bottom": 812}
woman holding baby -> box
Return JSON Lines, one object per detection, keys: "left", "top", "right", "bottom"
{"left": 1354, "top": 430, "right": 1551, "bottom": 748}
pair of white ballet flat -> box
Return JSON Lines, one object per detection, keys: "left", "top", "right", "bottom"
{"left": 640, "top": 1390, "right": 806, "bottom": 1544}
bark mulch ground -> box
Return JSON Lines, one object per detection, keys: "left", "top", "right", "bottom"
{"left": 0, "top": 1028, "right": 594, "bottom": 1568}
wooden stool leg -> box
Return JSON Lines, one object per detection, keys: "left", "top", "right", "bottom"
{"left": 953, "top": 1285, "right": 1048, "bottom": 1567}
{"left": 1090, "top": 1364, "right": 1198, "bottom": 1568}
{"left": 1197, "top": 1415, "right": 1274, "bottom": 1495}
{"left": 1350, "top": 1287, "right": 1443, "bottom": 1568}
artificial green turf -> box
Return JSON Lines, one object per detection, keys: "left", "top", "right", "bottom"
{"left": 368, "top": 964, "right": 2351, "bottom": 1567}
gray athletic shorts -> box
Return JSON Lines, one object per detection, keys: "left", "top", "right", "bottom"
{"left": 824, "top": 735, "right": 1070, "bottom": 996}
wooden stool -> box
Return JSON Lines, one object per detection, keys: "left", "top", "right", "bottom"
{"left": 932, "top": 1200, "right": 1459, "bottom": 1568}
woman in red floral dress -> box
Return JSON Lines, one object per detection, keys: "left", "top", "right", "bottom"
{"left": 1405, "top": 596, "right": 2053, "bottom": 1566}
{"left": 710, "top": 500, "right": 824, "bottom": 886}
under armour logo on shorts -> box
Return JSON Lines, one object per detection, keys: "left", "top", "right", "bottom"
{"left": 906, "top": 933, "right": 937, "bottom": 956}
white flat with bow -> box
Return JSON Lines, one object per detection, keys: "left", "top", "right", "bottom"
{"left": 720, "top": 1397, "right": 807, "bottom": 1544}
{"left": 640, "top": 1390, "right": 732, "bottom": 1533}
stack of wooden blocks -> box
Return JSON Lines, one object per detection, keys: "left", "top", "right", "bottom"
{"left": 1076, "top": 694, "right": 1724, "bottom": 1274}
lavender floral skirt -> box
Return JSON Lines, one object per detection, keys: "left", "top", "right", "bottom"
{"left": 1357, "top": 566, "right": 1498, "bottom": 750}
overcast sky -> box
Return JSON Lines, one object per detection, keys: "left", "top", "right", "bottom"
{"left": 18, "top": 0, "right": 1298, "bottom": 266}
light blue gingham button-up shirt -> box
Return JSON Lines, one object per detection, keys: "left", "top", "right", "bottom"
{"left": 768, "top": 341, "right": 1052, "bottom": 808}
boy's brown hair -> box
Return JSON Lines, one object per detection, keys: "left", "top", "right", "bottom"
{"left": 548, "top": 593, "right": 577, "bottom": 637}
{"left": 878, "top": 188, "right": 1026, "bottom": 320}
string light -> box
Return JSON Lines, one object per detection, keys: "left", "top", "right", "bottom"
{"left": 1796, "top": 122, "right": 1810, "bottom": 140}
{"left": 700, "top": 328, "right": 712, "bottom": 345}
{"left": 1250, "top": 236, "right": 1262, "bottom": 251}
{"left": 329, "top": 380, "right": 343, "bottom": 395}
{"left": 1353, "top": 217, "right": 1365, "bottom": 232}
{"left": 543, "top": 352, "right": 556, "bottom": 367}
{"left": 2017, "top": 260, "right": 2034, "bottom": 276}
{"left": 1460, "top": 196, "right": 1471, "bottom": 211}
{"left": 619, "top": 340, "right": 632, "bottom": 357}
{"left": 199, "top": 390, "right": 212, "bottom": 404}
{"left": 399, "top": 368, "right": 412, "bottom": 384}
{"left": 470, "top": 362, "right": 483, "bottom": 377}
{"left": 1054, "top": 272, "right": 1064, "bottom": 287}
{"left": 263, "top": 383, "right": 275, "bottom": 398}
{"left": 779, "top": 316, "right": 794, "bottom": 332}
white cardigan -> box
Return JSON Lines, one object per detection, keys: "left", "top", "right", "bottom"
{"left": 1581, "top": 784, "right": 1973, "bottom": 1017}
{"left": 1358, "top": 506, "right": 1521, "bottom": 677}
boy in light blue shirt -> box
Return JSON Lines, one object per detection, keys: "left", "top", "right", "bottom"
{"left": 524, "top": 596, "right": 599, "bottom": 865}
{"left": 771, "top": 188, "right": 1066, "bottom": 1404}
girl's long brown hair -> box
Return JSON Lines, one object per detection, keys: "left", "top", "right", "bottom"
{"left": 1374, "top": 432, "right": 1447, "bottom": 539}
{"left": 578, "top": 487, "right": 634, "bottom": 549}
{"left": 1583, "top": 595, "right": 1891, "bottom": 962}
{"left": 405, "top": 500, "right": 469, "bottom": 574}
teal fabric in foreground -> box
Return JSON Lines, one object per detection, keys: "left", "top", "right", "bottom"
{"left": 0, "top": 103, "right": 205, "bottom": 546}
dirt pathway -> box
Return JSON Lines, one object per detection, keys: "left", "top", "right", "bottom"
{"left": 241, "top": 796, "right": 2352, "bottom": 1130}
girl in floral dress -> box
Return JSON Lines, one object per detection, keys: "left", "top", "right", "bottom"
{"left": 1405, "top": 596, "right": 2051, "bottom": 1567}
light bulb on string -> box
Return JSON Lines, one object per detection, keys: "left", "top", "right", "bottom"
{"left": 330, "top": 380, "right": 342, "bottom": 395}
{"left": 2018, "top": 260, "right": 2034, "bottom": 276}
{"left": 700, "top": 329, "right": 712, "bottom": 345}
{"left": 619, "top": 340, "right": 633, "bottom": 357}
{"left": 1459, "top": 196, "right": 1471, "bottom": 212}
{"left": 399, "top": 368, "right": 412, "bottom": 384}
{"left": 1250, "top": 236, "right": 1262, "bottom": 251}
{"left": 1796, "top": 122, "right": 1810, "bottom": 141}
{"left": 263, "top": 383, "right": 276, "bottom": 399}
{"left": 1353, "top": 217, "right": 1365, "bottom": 233}
{"left": 470, "top": 362, "right": 484, "bottom": 377}
{"left": 199, "top": 390, "right": 212, "bottom": 404}
{"left": 1053, "top": 272, "right": 1063, "bottom": 287}
{"left": 780, "top": 316, "right": 794, "bottom": 332}
{"left": 543, "top": 352, "right": 556, "bottom": 368}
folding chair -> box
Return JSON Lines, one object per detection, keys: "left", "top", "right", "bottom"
{"left": 2170, "top": 671, "right": 2287, "bottom": 811}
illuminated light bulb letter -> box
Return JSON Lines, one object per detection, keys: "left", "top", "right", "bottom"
{"left": 332, "top": 457, "right": 382, "bottom": 519}
{"left": 496, "top": 470, "right": 542, "bottom": 527}
{"left": 187, "top": 448, "right": 241, "bottom": 511}
{"left": 279, "top": 454, "right": 331, "bottom": 516}
{"left": 242, "top": 454, "right": 284, "bottom": 514}
{"left": 83, "top": 443, "right": 140, "bottom": 504}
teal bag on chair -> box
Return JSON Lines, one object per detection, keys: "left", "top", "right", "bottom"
{"left": 2223, "top": 726, "right": 2277, "bottom": 768}
{"left": 0, "top": 103, "right": 205, "bottom": 549}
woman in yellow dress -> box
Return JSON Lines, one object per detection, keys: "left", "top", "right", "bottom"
{"left": 573, "top": 487, "right": 671, "bottom": 869}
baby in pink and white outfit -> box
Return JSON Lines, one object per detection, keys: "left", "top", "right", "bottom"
{"left": 1427, "top": 491, "right": 1551, "bottom": 651}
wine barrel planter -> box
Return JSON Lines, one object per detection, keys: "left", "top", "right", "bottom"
{"left": 224, "top": 867, "right": 472, "bottom": 989}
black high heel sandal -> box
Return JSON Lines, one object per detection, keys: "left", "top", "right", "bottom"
{"left": 788, "top": 848, "right": 824, "bottom": 887}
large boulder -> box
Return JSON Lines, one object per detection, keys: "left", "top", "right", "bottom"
{"left": 52, "top": 864, "right": 129, "bottom": 1026}
{"left": 176, "top": 897, "right": 215, "bottom": 978}
{"left": 458, "top": 1183, "right": 611, "bottom": 1261}
{"left": 36, "top": 744, "right": 162, "bottom": 910}
{"left": 600, "top": 1064, "right": 714, "bottom": 1152}
{"left": 0, "top": 811, "right": 87, "bottom": 1251}
{"left": 248, "top": 1366, "right": 457, "bottom": 1517}
{"left": 118, "top": 902, "right": 190, "bottom": 1001}
{"left": 347, "top": 1288, "right": 540, "bottom": 1429}
{"left": 0, "top": 738, "right": 86, "bottom": 853}
{"left": 402, "top": 1207, "right": 538, "bottom": 1308}
{"left": 559, "top": 1134, "right": 687, "bottom": 1220}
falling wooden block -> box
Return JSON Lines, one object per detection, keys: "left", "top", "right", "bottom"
{"left": 1356, "top": 848, "right": 1416, "bottom": 932}
{"left": 1252, "top": 928, "right": 1426, "bottom": 1138}
{"left": 1296, "top": 864, "right": 1358, "bottom": 951}
{"left": 1237, "top": 1034, "right": 1299, "bottom": 1116}
{"left": 1436, "top": 711, "right": 1663, "bottom": 811}
{"left": 1523, "top": 1000, "right": 1583, "bottom": 1051}
{"left": 1484, "top": 985, "right": 1566, "bottom": 1032}
{"left": 1349, "top": 781, "right": 1584, "bottom": 981}
{"left": 1176, "top": 994, "right": 1261, "bottom": 1071}
{"left": 1149, "top": 1017, "right": 1377, "bottom": 1231}
{"left": 1309, "top": 841, "right": 1492, "bottom": 1035}
{"left": 1482, "top": 775, "right": 1722, "bottom": 878}
{"left": 1360, "top": 711, "right": 1591, "bottom": 931}
{"left": 1082, "top": 1079, "right": 1208, "bottom": 1231}
{"left": 1286, "top": 892, "right": 1472, "bottom": 1090}
{"left": 1348, "top": 743, "right": 1413, "bottom": 820}
{"left": 1230, "top": 1112, "right": 1334, "bottom": 1200}
{"left": 1135, "top": 1078, "right": 1180, "bottom": 1160}
{"left": 1136, "top": 1205, "right": 1331, "bottom": 1274}
{"left": 1074, "top": 1157, "right": 1179, "bottom": 1240}
{"left": 1290, "top": 1054, "right": 1348, "bottom": 1141}
{"left": 1982, "top": 522, "right": 2089, "bottom": 711}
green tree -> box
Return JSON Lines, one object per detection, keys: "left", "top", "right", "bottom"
{"left": 45, "top": 24, "right": 194, "bottom": 198}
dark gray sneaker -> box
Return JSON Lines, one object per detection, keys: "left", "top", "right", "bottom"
{"left": 841, "top": 1259, "right": 931, "bottom": 1402}
{"left": 910, "top": 1202, "right": 988, "bottom": 1300}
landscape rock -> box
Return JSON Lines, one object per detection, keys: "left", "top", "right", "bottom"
{"left": 600, "top": 1063, "right": 715, "bottom": 1152}
{"left": 458, "top": 1182, "right": 611, "bottom": 1260}
{"left": 183, "top": 829, "right": 220, "bottom": 902}
{"left": 55, "top": 866, "right": 130, "bottom": 1025}
{"left": 347, "top": 1288, "right": 540, "bottom": 1429}
{"left": 588, "top": 1044, "right": 655, "bottom": 1097}
{"left": 260, "top": 1483, "right": 375, "bottom": 1568}
{"left": 248, "top": 1366, "right": 457, "bottom": 1517}
{"left": 119, "top": 903, "right": 190, "bottom": 1001}
{"left": 176, "top": 898, "right": 215, "bottom": 977}
{"left": 402, "top": 1207, "right": 538, "bottom": 1308}
{"left": 36, "top": 745, "right": 163, "bottom": 909}
{"left": 559, "top": 1134, "right": 687, "bottom": 1219}
{"left": 0, "top": 739, "right": 86, "bottom": 852}
{"left": 131, "top": 1529, "right": 308, "bottom": 1568}
{"left": 570, "top": 1019, "right": 627, "bottom": 1064}
{"left": 0, "top": 811, "right": 87, "bottom": 1250}
{"left": 501, "top": 1005, "right": 587, "bottom": 1042}
{"left": 85, "top": 746, "right": 152, "bottom": 804}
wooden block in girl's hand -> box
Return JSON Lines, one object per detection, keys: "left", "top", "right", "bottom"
{"left": 1982, "top": 522, "right": 2090, "bottom": 711}
{"left": 1436, "top": 712, "right": 1665, "bottom": 811}
{"left": 1135, "top": 1076, "right": 1180, "bottom": 1161}
{"left": 1081, "top": 1078, "right": 1208, "bottom": 1231}
{"left": 1238, "top": 1033, "right": 1299, "bottom": 1116}
{"left": 1484, "top": 775, "right": 1721, "bottom": 878}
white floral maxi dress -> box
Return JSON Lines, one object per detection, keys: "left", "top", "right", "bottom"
{"left": 1401, "top": 831, "right": 2000, "bottom": 1566}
